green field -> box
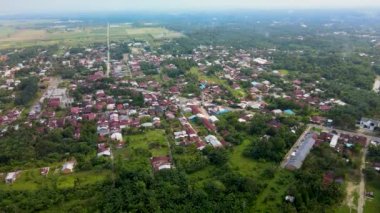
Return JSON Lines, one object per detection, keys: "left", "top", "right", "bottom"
{"left": 0, "top": 22, "right": 183, "bottom": 49}
{"left": 0, "top": 168, "right": 111, "bottom": 191}
{"left": 123, "top": 129, "right": 170, "bottom": 157}
{"left": 364, "top": 180, "right": 380, "bottom": 213}
{"left": 229, "top": 139, "right": 274, "bottom": 178}
{"left": 279, "top": 69, "right": 290, "bottom": 75}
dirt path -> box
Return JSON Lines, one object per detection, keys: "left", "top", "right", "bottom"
{"left": 358, "top": 140, "right": 369, "bottom": 213}
{"left": 346, "top": 181, "right": 359, "bottom": 211}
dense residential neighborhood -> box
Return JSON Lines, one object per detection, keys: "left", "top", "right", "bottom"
{"left": 1, "top": 7, "right": 380, "bottom": 213}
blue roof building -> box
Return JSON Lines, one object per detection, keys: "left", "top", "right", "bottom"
{"left": 284, "top": 109, "right": 295, "bottom": 115}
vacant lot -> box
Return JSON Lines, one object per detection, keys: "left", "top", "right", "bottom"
{"left": 123, "top": 129, "right": 170, "bottom": 157}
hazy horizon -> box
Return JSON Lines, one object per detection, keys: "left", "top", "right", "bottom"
{"left": 2, "top": 0, "right": 380, "bottom": 15}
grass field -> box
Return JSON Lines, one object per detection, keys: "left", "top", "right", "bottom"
{"left": 0, "top": 23, "right": 183, "bottom": 49}
{"left": 123, "top": 129, "right": 170, "bottom": 157}
{"left": 0, "top": 168, "right": 111, "bottom": 191}
{"left": 229, "top": 139, "right": 274, "bottom": 178}
{"left": 228, "top": 140, "right": 295, "bottom": 212}
{"left": 253, "top": 169, "right": 295, "bottom": 212}
{"left": 364, "top": 180, "right": 380, "bottom": 213}
{"left": 279, "top": 69, "right": 290, "bottom": 75}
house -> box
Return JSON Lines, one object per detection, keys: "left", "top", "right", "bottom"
{"left": 359, "top": 118, "right": 380, "bottom": 131}
{"left": 319, "top": 105, "right": 331, "bottom": 111}
{"left": 284, "top": 109, "right": 295, "bottom": 116}
{"left": 202, "top": 118, "right": 216, "bottom": 132}
{"left": 97, "top": 143, "right": 112, "bottom": 157}
{"left": 373, "top": 162, "right": 380, "bottom": 172}
{"left": 110, "top": 132, "right": 123, "bottom": 141}
{"left": 62, "top": 160, "right": 76, "bottom": 174}
{"left": 5, "top": 172, "right": 19, "bottom": 184}
{"left": 253, "top": 58, "right": 270, "bottom": 65}
{"left": 40, "top": 167, "right": 50, "bottom": 176}
{"left": 205, "top": 135, "right": 223, "bottom": 148}
{"left": 310, "top": 116, "right": 326, "bottom": 125}
{"left": 330, "top": 134, "right": 339, "bottom": 148}
{"left": 48, "top": 98, "right": 61, "bottom": 108}
{"left": 70, "top": 107, "right": 80, "bottom": 115}
{"left": 267, "top": 120, "right": 282, "bottom": 129}
{"left": 285, "top": 195, "right": 295, "bottom": 203}
{"left": 323, "top": 171, "right": 334, "bottom": 186}
{"left": 150, "top": 156, "right": 172, "bottom": 172}
{"left": 141, "top": 122, "right": 153, "bottom": 128}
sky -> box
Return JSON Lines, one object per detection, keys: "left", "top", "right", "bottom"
{"left": 1, "top": 0, "right": 380, "bottom": 14}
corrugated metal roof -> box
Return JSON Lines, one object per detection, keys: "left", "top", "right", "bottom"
{"left": 286, "top": 133, "right": 315, "bottom": 170}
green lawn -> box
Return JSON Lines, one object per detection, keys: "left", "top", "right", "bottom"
{"left": 364, "top": 180, "right": 380, "bottom": 213}
{"left": 279, "top": 69, "right": 289, "bottom": 75}
{"left": 124, "top": 129, "right": 170, "bottom": 157}
{"left": 333, "top": 205, "right": 352, "bottom": 213}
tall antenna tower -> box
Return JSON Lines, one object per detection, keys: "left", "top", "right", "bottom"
{"left": 106, "top": 23, "right": 111, "bottom": 77}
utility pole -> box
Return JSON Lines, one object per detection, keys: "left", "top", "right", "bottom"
{"left": 106, "top": 23, "right": 110, "bottom": 77}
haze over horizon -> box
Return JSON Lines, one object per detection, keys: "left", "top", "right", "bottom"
{"left": 1, "top": 0, "right": 380, "bottom": 15}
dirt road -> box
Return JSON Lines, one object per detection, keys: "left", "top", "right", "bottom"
{"left": 358, "top": 140, "right": 369, "bottom": 213}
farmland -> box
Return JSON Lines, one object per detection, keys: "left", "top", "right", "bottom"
{"left": 0, "top": 22, "right": 182, "bottom": 49}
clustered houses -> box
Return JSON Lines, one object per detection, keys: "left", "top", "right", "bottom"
{"left": 0, "top": 49, "right": 54, "bottom": 130}
{"left": 0, "top": 109, "right": 21, "bottom": 126}
{"left": 0, "top": 40, "right": 356, "bottom": 176}
{"left": 175, "top": 117, "right": 206, "bottom": 150}
{"left": 315, "top": 131, "right": 367, "bottom": 152}
{"left": 285, "top": 129, "right": 368, "bottom": 171}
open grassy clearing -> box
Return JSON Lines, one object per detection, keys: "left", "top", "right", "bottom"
{"left": 229, "top": 139, "right": 274, "bottom": 178}
{"left": 279, "top": 69, "right": 289, "bottom": 75}
{"left": 227, "top": 139, "right": 294, "bottom": 212}
{"left": 123, "top": 129, "right": 170, "bottom": 157}
{"left": 334, "top": 205, "right": 352, "bottom": 213}
{"left": 189, "top": 67, "right": 246, "bottom": 99}
{"left": 364, "top": 180, "right": 380, "bottom": 213}
{"left": 0, "top": 168, "right": 111, "bottom": 191}
{"left": 252, "top": 169, "right": 295, "bottom": 212}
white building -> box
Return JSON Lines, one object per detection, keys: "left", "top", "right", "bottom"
{"left": 330, "top": 134, "right": 339, "bottom": 148}
{"left": 5, "top": 172, "right": 18, "bottom": 184}
{"left": 205, "top": 135, "right": 223, "bottom": 148}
